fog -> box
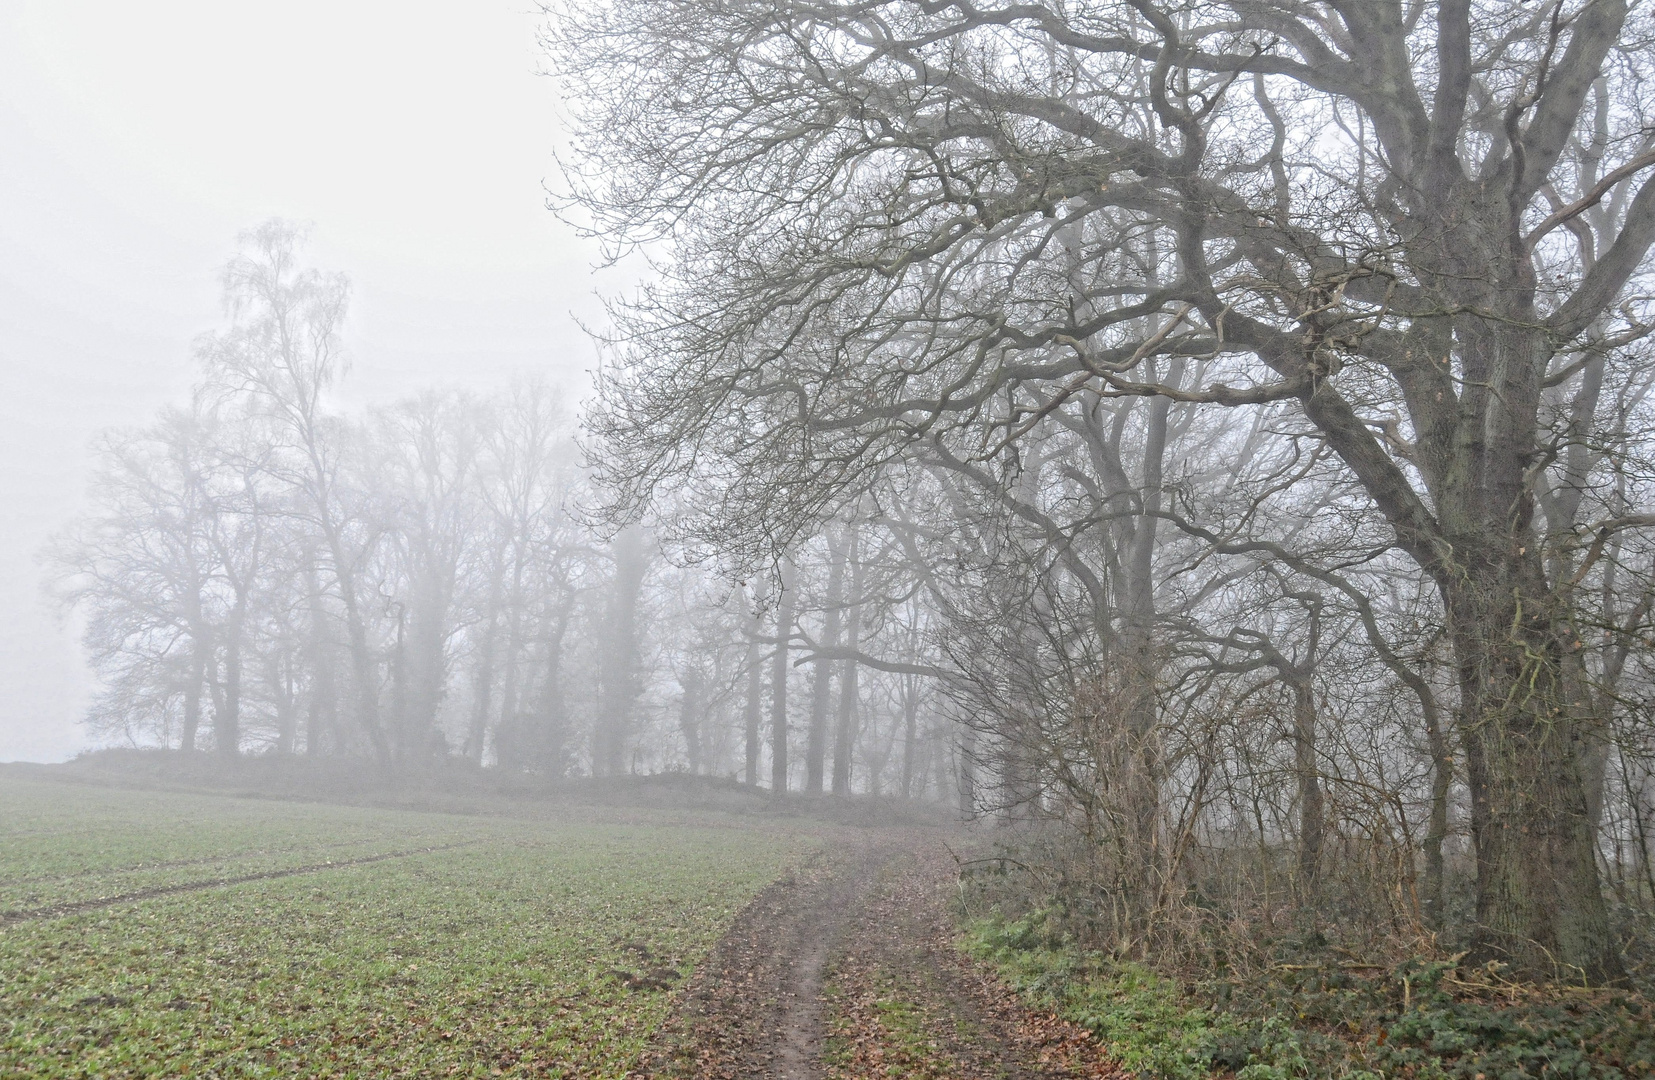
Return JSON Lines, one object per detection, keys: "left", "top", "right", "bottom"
{"left": 4, "top": 5, "right": 1655, "bottom": 1070}
{"left": 0, "top": 1, "right": 601, "bottom": 761}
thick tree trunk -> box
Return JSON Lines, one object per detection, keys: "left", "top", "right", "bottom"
{"left": 1099, "top": 361, "right": 1175, "bottom": 895}
{"left": 335, "top": 564, "right": 390, "bottom": 761}
{"left": 216, "top": 621, "right": 242, "bottom": 759}
{"left": 806, "top": 536, "right": 845, "bottom": 793}
{"left": 405, "top": 568, "right": 449, "bottom": 757}
{"left": 680, "top": 668, "right": 704, "bottom": 774}
{"left": 1124, "top": 378, "right": 1172, "bottom": 855}
{"left": 180, "top": 639, "right": 206, "bottom": 753}
{"left": 528, "top": 604, "right": 573, "bottom": 774}
{"left": 272, "top": 657, "right": 297, "bottom": 756}
{"left": 467, "top": 617, "right": 497, "bottom": 764}
{"left": 999, "top": 729, "right": 1040, "bottom": 822}
{"left": 1407, "top": 304, "right": 1622, "bottom": 981}
{"left": 744, "top": 579, "right": 767, "bottom": 786}
{"left": 1446, "top": 559, "right": 1621, "bottom": 982}
{"left": 303, "top": 665, "right": 334, "bottom": 757}
{"left": 900, "top": 681, "right": 919, "bottom": 798}
{"left": 387, "top": 609, "right": 408, "bottom": 758}
{"left": 1115, "top": 621, "right": 1161, "bottom": 878}
{"left": 302, "top": 556, "right": 335, "bottom": 757}
{"left": 831, "top": 533, "right": 863, "bottom": 795}
{"left": 597, "top": 526, "right": 648, "bottom": 776}
{"left": 498, "top": 551, "right": 526, "bottom": 769}
{"left": 831, "top": 612, "right": 861, "bottom": 796}
{"left": 1421, "top": 690, "right": 1452, "bottom": 932}
{"left": 466, "top": 552, "right": 505, "bottom": 764}
{"left": 770, "top": 560, "right": 796, "bottom": 793}
{"left": 1289, "top": 677, "right": 1323, "bottom": 899}
{"left": 1318, "top": 221, "right": 1627, "bottom": 978}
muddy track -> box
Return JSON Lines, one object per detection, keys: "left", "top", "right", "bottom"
{"left": 0, "top": 841, "right": 477, "bottom": 925}
{"left": 6, "top": 834, "right": 439, "bottom": 889}
{"left": 639, "top": 831, "right": 1118, "bottom": 1080}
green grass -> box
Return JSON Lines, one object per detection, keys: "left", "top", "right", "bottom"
{"left": 963, "top": 913, "right": 1302, "bottom": 1080}
{"left": 0, "top": 775, "right": 817, "bottom": 1078}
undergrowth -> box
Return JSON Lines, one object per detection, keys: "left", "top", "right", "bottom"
{"left": 963, "top": 910, "right": 1655, "bottom": 1079}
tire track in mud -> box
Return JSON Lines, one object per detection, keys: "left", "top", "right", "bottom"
{"left": 0, "top": 841, "right": 478, "bottom": 926}
{"left": 636, "top": 836, "right": 893, "bottom": 1079}
{"left": 823, "top": 844, "right": 1121, "bottom": 1080}
{"left": 5, "top": 833, "right": 446, "bottom": 889}
{"left": 637, "top": 830, "right": 1118, "bottom": 1080}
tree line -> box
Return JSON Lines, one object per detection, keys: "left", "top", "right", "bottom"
{"left": 546, "top": 0, "right": 1655, "bottom": 983}
{"left": 50, "top": 222, "right": 961, "bottom": 801}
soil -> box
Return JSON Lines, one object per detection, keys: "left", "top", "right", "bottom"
{"left": 637, "top": 830, "right": 1122, "bottom": 1080}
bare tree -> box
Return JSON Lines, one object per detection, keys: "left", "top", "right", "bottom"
{"left": 200, "top": 220, "right": 391, "bottom": 760}
{"left": 50, "top": 409, "right": 222, "bottom": 751}
{"left": 770, "top": 558, "right": 797, "bottom": 792}
{"left": 371, "top": 390, "right": 484, "bottom": 758}
{"left": 554, "top": 0, "right": 1655, "bottom": 979}
{"left": 595, "top": 525, "right": 649, "bottom": 774}
{"left": 743, "top": 577, "right": 769, "bottom": 786}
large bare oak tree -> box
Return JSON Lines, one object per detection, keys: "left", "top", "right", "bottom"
{"left": 553, "top": 0, "right": 1655, "bottom": 980}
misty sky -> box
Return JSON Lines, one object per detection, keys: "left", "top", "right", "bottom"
{"left": 0, "top": 2, "right": 604, "bottom": 761}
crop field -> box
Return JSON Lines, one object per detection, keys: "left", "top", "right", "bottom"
{"left": 0, "top": 774, "right": 819, "bottom": 1078}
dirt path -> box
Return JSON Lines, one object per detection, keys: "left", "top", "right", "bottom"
{"left": 638, "top": 831, "right": 1119, "bottom": 1080}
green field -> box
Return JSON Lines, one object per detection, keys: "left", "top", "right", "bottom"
{"left": 0, "top": 774, "right": 818, "bottom": 1078}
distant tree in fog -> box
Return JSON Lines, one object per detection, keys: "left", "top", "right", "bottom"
{"left": 199, "top": 220, "right": 392, "bottom": 759}
{"left": 51, "top": 221, "right": 940, "bottom": 794}
{"left": 369, "top": 390, "right": 485, "bottom": 758}
{"left": 51, "top": 407, "right": 222, "bottom": 750}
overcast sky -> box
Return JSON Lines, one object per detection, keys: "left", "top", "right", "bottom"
{"left": 0, "top": 1, "right": 605, "bottom": 761}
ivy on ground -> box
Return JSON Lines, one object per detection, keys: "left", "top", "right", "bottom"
{"left": 963, "top": 912, "right": 1655, "bottom": 1080}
